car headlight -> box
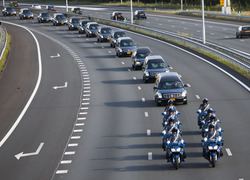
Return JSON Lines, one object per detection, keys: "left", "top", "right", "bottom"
{"left": 144, "top": 71, "right": 149, "bottom": 76}
{"left": 135, "top": 62, "right": 141, "bottom": 65}
{"left": 181, "top": 90, "right": 187, "bottom": 97}
{"left": 157, "top": 92, "right": 162, "bottom": 98}
{"left": 119, "top": 49, "right": 123, "bottom": 53}
{"left": 56, "top": 20, "right": 58, "bottom": 23}
{"left": 100, "top": 35, "right": 103, "bottom": 38}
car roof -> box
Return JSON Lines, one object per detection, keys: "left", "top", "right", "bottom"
{"left": 87, "top": 22, "right": 98, "bottom": 25}
{"left": 145, "top": 55, "right": 163, "bottom": 61}
{"left": 80, "top": 19, "right": 90, "bottom": 22}
{"left": 54, "top": 13, "right": 64, "bottom": 15}
{"left": 158, "top": 72, "right": 180, "bottom": 81}
{"left": 136, "top": 47, "right": 151, "bottom": 51}
{"left": 70, "top": 17, "right": 80, "bottom": 19}
{"left": 118, "top": 37, "right": 132, "bottom": 41}
{"left": 21, "top": 8, "right": 29, "bottom": 10}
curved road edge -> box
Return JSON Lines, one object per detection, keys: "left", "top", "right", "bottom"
{"left": 0, "top": 21, "right": 42, "bottom": 148}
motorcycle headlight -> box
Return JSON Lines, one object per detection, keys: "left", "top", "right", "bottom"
{"left": 113, "top": 40, "right": 117, "bottom": 43}
{"left": 208, "top": 145, "right": 218, "bottom": 150}
{"left": 171, "top": 148, "right": 181, "bottom": 152}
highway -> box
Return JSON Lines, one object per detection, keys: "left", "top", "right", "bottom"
{"left": 0, "top": 6, "right": 249, "bottom": 180}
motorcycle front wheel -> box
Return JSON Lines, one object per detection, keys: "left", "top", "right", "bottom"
{"left": 174, "top": 157, "right": 179, "bottom": 170}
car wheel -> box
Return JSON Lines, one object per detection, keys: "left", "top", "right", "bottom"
{"left": 236, "top": 34, "right": 238, "bottom": 38}
{"left": 86, "top": 33, "right": 89, "bottom": 37}
{"left": 143, "top": 76, "right": 148, "bottom": 83}
{"left": 132, "top": 63, "right": 134, "bottom": 68}
{"left": 116, "top": 52, "right": 120, "bottom": 57}
{"left": 155, "top": 98, "right": 161, "bottom": 106}
{"left": 110, "top": 43, "right": 113, "bottom": 47}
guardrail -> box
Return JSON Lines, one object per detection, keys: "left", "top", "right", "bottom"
{"left": 86, "top": 16, "right": 250, "bottom": 73}
{"left": 0, "top": 25, "right": 7, "bottom": 62}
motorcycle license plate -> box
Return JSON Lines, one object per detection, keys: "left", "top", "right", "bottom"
{"left": 127, "top": 52, "right": 131, "bottom": 54}
{"left": 170, "top": 98, "right": 175, "bottom": 101}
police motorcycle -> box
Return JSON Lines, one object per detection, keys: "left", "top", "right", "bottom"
{"left": 202, "top": 115, "right": 223, "bottom": 137}
{"left": 161, "top": 109, "right": 180, "bottom": 127}
{"left": 196, "top": 109, "right": 206, "bottom": 128}
{"left": 165, "top": 136, "right": 186, "bottom": 169}
{"left": 196, "top": 98, "right": 210, "bottom": 128}
{"left": 202, "top": 132, "right": 224, "bottom": 167}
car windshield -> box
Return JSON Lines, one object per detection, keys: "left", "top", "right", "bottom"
{"left": 158, "top": 81, "right": 183, "bottom": 90}
{"left": 116, "top": 13, "right": 122, "bottom": 16}
{"left": 75, "top": 8, "right": 80, "bottom": 11}
{"left": 101, "top": 28, "right": 111, "bottom": 34}
{"left": 114, "top": 32, "right": 126, "bottom": 38}
{"left": 7, "top": 7, "right": 14, "bottom": 11}
{"left": 138, "top": 11, "right": 145, "bottom": 14}
{"left": 136, "top": 52, "right": 151, "bottom": 58}
{"left": 42, "top": 13, "right": 49, "bottom": 17}
{"left": 23, "top": 10, "right": 31, "bottom": 14}
{"left": 48, "top": 6, "right": 54, "bottom": 8}
{"left": 242, "top": 27, "right": 250, "bottom": 31}
{"left": 120, "top": 40, "right": 136, "bottom": 47}
{"left": 146, "top": 61, "right": 166, "bottom": 69}
{"left": 72, "top": 19, "right": 80, "bottom": 23}
{"left": 81, "top": 21, "right": 89, "bottom": 26}
{"left": 56, "top": 15, "right": 65, "bottom": 19}
{"left": 90, "top": 24, "right": 98, "bottom": 30}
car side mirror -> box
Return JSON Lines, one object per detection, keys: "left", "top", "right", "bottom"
{"left": 184, "top": 84, "right": 189, "bottom": 87}
{"left": 153, "top": 86, "right": 158, "bottom": 90}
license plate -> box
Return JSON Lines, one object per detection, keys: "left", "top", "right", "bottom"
{"left": 46, "top": 19, "right": 49, "bottom": 21}
{"left": 246, "top": 30, "right": 250, "bottom": 32}
{"left": 28, "top": 16, "right": 30, "bottom": 18}
{"left": 61, "top": 22, "right": 64, "bottom": 24}
{"left": 107, "top": 38, "right": 110, "bottom": 40}
{"left": 11, "top": 13, "right": 13, "bottom": 15}
{"left": 140, "top": 14, "right": 144, "bottom": 16}
{"left": 118, "top": 15, "right": 121, "bottom": 17}
{"left": 127, "top": 52, "right": 131, "bottom": 54}
{"left": 170, "top": 98, "right": 175, "bottom": 101}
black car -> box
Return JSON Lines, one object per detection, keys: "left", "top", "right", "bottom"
{"left": 68, "top": 17, "right": 80, "bottom": 30}
{"left": 131, "top": 47, "right": 153, "bottom": 70}
{"left": 85, "top": 22, "right": 99, "bottom": 37}
{"left": 111, "top": 12, "right": 125, "bottom": 21}
{"left": 71, "top": 7, "right": 82, "bottom": 14}
{"left": 134, "top": 10, "right": 147, "bottom": 19}
{"left": 19, "top": 8, "right": 34, "bottom": 20}
{"left": 78, "top": 20, "right": 90, "bottom": 34}
{"left": 9, "top": 1, "right": 19, "bottom": 7}
{"left": 37, "top": 12, "right": 52, "bottom": 23}
{"left": 236, "top": 26, "right": 250, "bottom": 38}
{"left": 142, "top": 55, "right": 169, "bottom": 83}
{"left": 2, "top": 7, "right": 16, "bottom": 16}
{"left": 96, "top": 26, "right": 112, "bottom": 42}
{"left": 52, "top": 13, "right": 68, "bottom": 26}
{"left": 46, "top": 5, "right": 56, "bottom": 11}
{"left": 153, "top": 72, "right": 188, "bottom": 106}
{"left": 115, "top": 37, "right": 137, "bottom": 57}
{"left": 110, "top": 30, "right": 128, "bottom": 48}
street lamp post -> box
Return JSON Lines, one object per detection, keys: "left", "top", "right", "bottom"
{"left": 130, "top": 0, "right": 133, "bottom": 24}
{"left": 66, "top": 0, "right": 68, "bottom": 12}
{"left": 202, "top": 0, "right": 206, "bottom": 44}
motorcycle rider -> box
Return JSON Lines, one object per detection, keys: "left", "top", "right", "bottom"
{"left": 162, "top": 118, "right": 178, "bottom": 150}
{"left": 204, "top": 108, "right": 214, "bottom": 125}
{"left": 198, "top": 98, "right": 210, "bottom": 112}
{"left": 202, "top": 124, "right": 223, "bottom": 157}
{"left": 162, "top": 107, "right": 179, "bottom": 126}
{"left": 164, "top": 100, "right": 178, "bottom": 113}
{"left": 205, "top": 114, "right": 222, "bottom": 136}
{"left": 165, "top": 128, "right": 186, "bottom": 162}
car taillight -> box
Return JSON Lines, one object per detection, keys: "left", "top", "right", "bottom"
{"left": 241, "top": 30, "right": 244, "bottom": 33}
{"left": 145, "top": 13, "right": 147, "bottom": 15}
{"left": 137, "top": 14, "right": 139, "bottom": 16}
{"left": 121, "top": 15, "right": 123, "bottom": 16}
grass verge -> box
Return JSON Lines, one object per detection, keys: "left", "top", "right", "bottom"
{"left": 0, "top": 32, "right": 11, "bottom": 76}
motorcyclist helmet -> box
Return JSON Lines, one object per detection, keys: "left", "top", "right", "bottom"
{"left": 168, "top": 99, "right": 174, "bottom": 105}
{"left": 203, "top": 98, "right": 208, "bottom": 104}
{"left": 210, "top": 114, "right": 216, "bottom": 120}
{"left": 169, "top": 117, "right": 175, "bottom": 123}
{"left": 207, "top": 108, "right": 213, "bottom": 114}
{"left": 209, "top": 124, "right": 215, "bottom": 130}
{"left": 168, "top": 107, "right": 174, "bottom": 113}
{"left": 172, "top": 128, "right": 178, "bottom": 133}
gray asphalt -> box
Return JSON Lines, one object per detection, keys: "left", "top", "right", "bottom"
{"left": 0, "top": 8, "right": 249, "bottom": 180}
